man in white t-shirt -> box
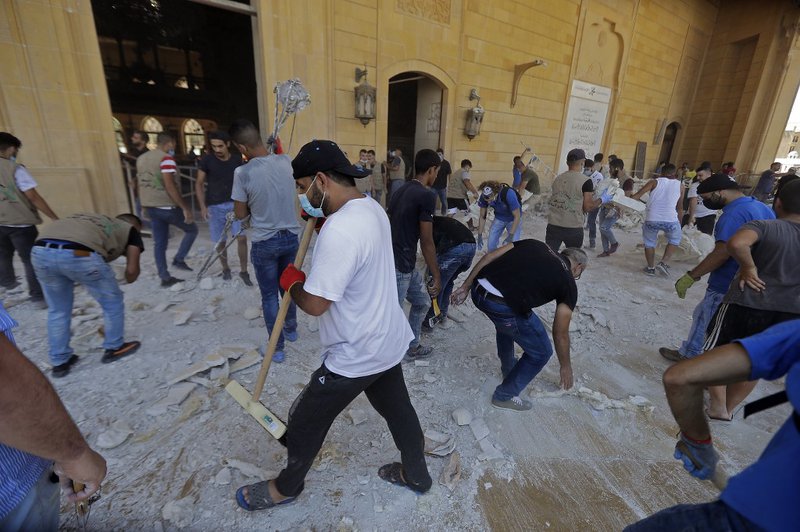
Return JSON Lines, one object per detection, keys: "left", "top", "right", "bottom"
{"left": 582, "top": 158, "right": 605, "bottom": 248}
{"left": 0, "top": 132, "right": 59, "bottom": 305}
{"left": 233, "top": 140, "right": 431, "bottom": 512}
{"left": 685, "top": 163, "right": 717, "bottom": 235}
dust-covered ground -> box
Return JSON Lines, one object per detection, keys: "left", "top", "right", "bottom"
{"left": 3, "top": 205, "right": 788, "bottom": 531}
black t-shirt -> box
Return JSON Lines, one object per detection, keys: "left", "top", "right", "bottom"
{"left": 432, "top": 216, "right": 475, "bottom": 254}
{"left": 582, "top": 179, "right": 593, "bottom": 193}
{"left": 199, "top": 153, "right": 243, "bottom": 205}
{"left": 479, "top": 239, "right": 577, "bottom": 315}
{"left": 433, "top": 159, "right": 452, "bottom": 189}
{"left": 127, "top": 227, "right": 145, "bottom": 252}
{"left": 388, "top": 181, "right": 435, "bottom": 273}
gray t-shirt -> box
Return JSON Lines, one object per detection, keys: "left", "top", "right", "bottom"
{"left": 724, "top": 219, "right": 800, "bottom": 313}
{"left": 231, "top": 154, "right": 301, "bottom": 242}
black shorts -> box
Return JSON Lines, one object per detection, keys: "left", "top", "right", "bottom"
{"left": 703, "top": 303, "right": 800, "bottom": 351}
{"left": 447, "top": 198, "right": 468, "bottom": 211}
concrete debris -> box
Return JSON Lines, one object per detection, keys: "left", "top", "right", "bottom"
{"left": 478, "top": 438, "right": 504, "bottom": 461}
{"left": 146, "top": 383, "right": 197, "bottom": 416}
{"left": 357, "top": 474, "right": 370, "bottom": 485}
{"left": 423, "top": 373, "right": 438, "bottom": 383}
{"left": 168, "top": 353, "right": 226, "bottom": 385}
{"left": 414, "top": 360, "right": 430, "bottom": 367}
{"left": 372, "top": 491, "right": 383, "bottom": 513}
{"left": 307, "top": 317, "right": 319, "bottom": 332}
{"left": 187, "top": 376, "right": 212, "bottom": 388}
{"left": 95, "top": 421, "right": 133, "bottom": 449}
{"left": 229, "top": 352, "right": 261, "bottom": 374}
{"left": 347, "top": 408, "right": 368, "bottom": 426}
{"left": 199, "top": 277, "right": 215, "bottom": 290}
{"left": 162, "top": 497, "right": 194, "bottom": 528}
{"left": 470, "top": 418, "right": 490, "bottom": 441}
{"left": 424, "top": 430, "right": 456, "bottom": 456}
{"left": 217, "top": 345, "right": 257, "bottom": 359}
{"left": 629, "top": 395, "right": 652, "bottom": 407}
{"left": 173, "top": 309, "right": 193, "bottom": 326}
{"left": 153, "top": 302, "right": 176, "bottom": 313}
{"left": 439, "top": 452, "right": 462, "bottom": 492}
{"left": 209, "top": 360, "right": 229, "bottom": 382}
{"left": 223, "top": 458, "right": 274, "bottom": 480}
{"left": 168, "top": 282, "right": 185, "bottom": 292}
{"left": 129, "top": 301, "right": 148, "bottom": 311}
{"left": 213, "top": 467, "right": 231, "bottom": 486}
{"left": 451, "top": 407, "right": 473, "bottom": 426}
{"left": 656, "top": 226, "right": 715, "bottom": 262}
{"left": 337, "top": 516, "right": 355, "bottom": 532}
{"left": 244, "top": 307, "right": 262, "bottom": 320}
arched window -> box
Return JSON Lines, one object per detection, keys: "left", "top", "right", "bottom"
{"left": 141, "top": 116, "right": 163, "bottom": 150}
{"left": 183, "top": 119, "right": 204, "bottom": 155}
{"left": 112, "top": 117, "right": 127, "bottom": 154}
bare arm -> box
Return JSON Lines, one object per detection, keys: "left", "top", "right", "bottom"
{"left": 234, "top": 200, "right": 249, "bottom": 221}
{"left": 508, "top": 208, "right": 521, "bottom": 238}
{"left": 552, "top": 303, "right": 574, "bottom": 389}
{"left": 477, "top": 206, "right": 488, "bottom": 234}
{"left": 419, "top": 221, "right": 441, "bottom": 295}
{"left": 687, "top": 242, "right": 729, "bottom": 280}
{"left": 687, "top": 197, "right": 698, "bottom": 223}
{"left": 0, "top": 334, "right": 106, "bottom": 501}
{"left": 464, "top": 178, "right": 478, "bottom": 197}
{"left": 676, "top": 186, "right": 685, "bottom": 221}
{"left": 663, "top": 343, "right": 752, "bottom": 441}
{"left": 631, "top": 179, "right": 656, "bottom": 202}
{"left": 23, "top": 188, "right": 57, "bottom": 220}
{"left": 195, "top": 169, "right": 208, "bottom": 219}
{"left": 582, "top": 191, "right": 601, "bottom": 213}
{"left": 727, "top": 227, "right": 764, "bottom": 292}
{"left": 124, "top": 244, "right": 141, "bottom": 283}
{"left": 288, "top": 284, "right": 332, "bottom": 317}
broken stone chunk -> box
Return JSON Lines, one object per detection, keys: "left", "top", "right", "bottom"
{"left": 347, "top": 408, "right": 368, "bottom": 426}
{"left": 199, "top": 277, "right": 214, "bottom": 290}
{"left": 173, "top": 309, "right": 192, "bottom": 326}
{"left": 95, "top": 421, "right": 133, "bottom": 449}
{"left": 146, "top": 383, "right": 197, "bottom": 416}
{"left": 214, "top": 467, "right": 231, "bottom": 486}
{"left": 470, "top": 418, "right": 490, "bottom": 441}
{"left": 451, "top": 407, "right": 472, "bottom": 426}
{"left": 439, "top": 452, "right": 462, "bottom": 491}
{"left": 244, "top": 307, "right": 261, "bottom": 320}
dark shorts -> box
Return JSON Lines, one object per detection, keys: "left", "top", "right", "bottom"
{"left": 703, "top": 302, "right": 800, "bottom": 351}
{"left": 447, "top": 198, "right": 468, "bottom": 210}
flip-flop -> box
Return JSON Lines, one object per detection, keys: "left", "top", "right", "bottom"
{"left": 235, "top": 481, "right": 296, "bottom": 511}
{"left": 377, "top": 462, "right": 427, "bottom": 494}
{"left": 705, "top": 408, "right": 732, "bottom": 422}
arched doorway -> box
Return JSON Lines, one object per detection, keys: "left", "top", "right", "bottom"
{"left": 658, "top": 121, "right": 681, "bottom": 165}
{"left": 387, "top": 72, "right": 444, "bottom": 178}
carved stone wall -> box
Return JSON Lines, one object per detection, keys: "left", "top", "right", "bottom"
{"left": 396, "top": 0, "right": 451, "bottom": 25}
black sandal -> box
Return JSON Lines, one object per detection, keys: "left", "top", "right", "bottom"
{"left": 235, "top": 480, "right": 296, "bottom": 511}
{"left": 378, "top": 462, "right": 427, "bottom": 493}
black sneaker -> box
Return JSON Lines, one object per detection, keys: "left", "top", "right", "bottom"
{"left": 30, "top": 296, "right": 47, "bottom": 309}
{"left": 52, "top": 355, "right": 79, "bottom": 378}
{"left": 101, "top": 341, "right": 141, "bottom": 363}
{"left": 221, "top": 269, "right": 232, "bottom": 281}
{"left": 172, "top": 260, "right": 193, "bottom": 272}
{"left": 161, "top": 276, "right": 183, "bottom": 287}
{"left": 405, "top": 345, "right": 433, "bottom": 361}
{"left": 239, "top": 272, "right": 253, "bottom": 287}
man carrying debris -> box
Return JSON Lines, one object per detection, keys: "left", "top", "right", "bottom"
{"left": 631, "top": 163, "right": 685, "bottom": 276}
{"left": 597, "top": 157, "right": 633, "bottom": 257}
{"left": 388, "top": 149, "right": 442, "bottom": 360}
{"left": 195, "top": 131, "right": 250, "bottom": 285}
{"left": 703, "top": 179, "right": 800, "bottom": 421}
{"left": 450, "top": 240, "right": 586, "bottom": 411}
{"left": 233, "top": 140, "right": 432, "bottom": 511}
{"left": 229, "top": 119, "right": 301, "bottom": 364}
{"left": 625, "top": 319, "right": 800, "bottom": 531}
{"left": 0, "top": 303, "right": 107, "bottom": 530}
{"left": 659, "top": 173, "right": 774, "bottom": 363}
{"left": 31, "top": 213, "right": 144, "bottom": 377}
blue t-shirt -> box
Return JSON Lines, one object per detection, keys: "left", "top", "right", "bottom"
{"left": 0, "top": 302, "right": 50, "bottom": 519}
{"left": 512, "top": 167, "right": 522, "bottom": 188}
{"left": 721, "top": 319, "right": 800, "bottom": 531}
{"left": 707, "top": 196, "right": 775, "bottom": 294}
{"left": 478, "top": 187, "right": 521, "bottom": 222}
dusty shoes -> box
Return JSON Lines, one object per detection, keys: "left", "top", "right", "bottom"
{"left": 102, "top": 341, "right": 141, "bottom": 364}
{"left": 52, "top": 355, "right": 79, "bottom": 378}
{"left": 659, "top": 347, "right": 686, "bottom": 362}
{"left": 491, "top": 396, "right": 532, "bottom": 411}
{"left": 239, "top": 272, "right": 253, "bottom": 286}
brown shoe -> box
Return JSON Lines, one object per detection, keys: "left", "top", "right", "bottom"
{"left": 659, "top": 347, "right": 686, "bottom": 362}
{"left": 101, "top": 341, "right": 141, "bottom": 364}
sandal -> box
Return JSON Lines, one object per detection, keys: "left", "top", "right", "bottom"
{"left": 378, "top": 462, "right": 427, "bottom": 494}
{"left": 235, "top": 480, "right": 296, "bottom": 511}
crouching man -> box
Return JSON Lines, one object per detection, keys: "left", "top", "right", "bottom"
{"left": 31, "top": 213, "right": 143, "bottom": 377}
{"left": 234, "top": 140, "right": 431, "bottom": 511}
{"left": 451, "top": 240, "right": 586, "bottom": 411}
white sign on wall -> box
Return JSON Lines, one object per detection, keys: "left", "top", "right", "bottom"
{"left": 558, "top": 80, "right": 612, "bottom": 173}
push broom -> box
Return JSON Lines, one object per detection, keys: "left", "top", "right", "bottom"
{"left": 225, "top": 216, "right": 316, "bottom": 439}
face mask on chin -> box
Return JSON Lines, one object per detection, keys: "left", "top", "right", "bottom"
{"left": 298, "top": 176, "right": 326, "bottom": 218}
{"left": 701, "top": 193, "right": 725, "bottom": 210}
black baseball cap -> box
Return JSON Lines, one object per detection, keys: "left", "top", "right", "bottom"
{"left": 696, "top": 173, "right": 739, "bottom": 194}
{"left": 567, "top": 148, "right": 586, "bottom": 163}
{"left": 291, "top": 140, "right": 370, "bottom": 179}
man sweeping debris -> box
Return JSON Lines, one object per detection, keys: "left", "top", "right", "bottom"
{"left": 233, "top": 140, "right": 431, "bottom": 511}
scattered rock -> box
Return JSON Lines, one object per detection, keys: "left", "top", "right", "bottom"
{"left": 129, "top": 301, "right": 148, "bottom": 311}
{"left": 173, "top": 309, "right": 192, "bottom": 326}
{"left": 439, "top": 452, "right": 462, "bottom": 492}
{"left": 95, "top": 421, "right": 133, "bottom": 449}
{"left": 213, "top": 467, "right": 231, "bottom": 486}
{"left": 162, "top": 497, "right": 194, "bottom": 528}
{"left": 224, "top": 458, "right": 273, "bottom": 480}
{"left": 424, "top": 430, "right": 456, "bottom": 456}
{"left": 423, "top": 373, "right": 437, "bottom": 383}
{"left": 337, "top": 516, "right": 355, "bottom": 532}
{"left": 209, "top": 360, "right": 229, "bottom": 382}
{"left": 478, "top": 438, "right": 504, "bottom": 460}
{"left": 414, "top": 360, "right": 430, "bottom": 367}
{"left": 244, "top": 307, "right": 261, "bottom": 320}
{"left": 199, "top": 277, "right": 215, "bottom": 290}
{"left": 146, "top": 383, "right": 197, "bottom": 416}
{"left": 153, "top": 302, "right": 175, "bottom": 313}
{"left": 451, "top": 407, "right": 472, "bottom": 426}
{"left": 168, "top": 354, "right": 226, "bottom": 385}
{"left": 308, "top": 317, "right": 319, "bottom": 332}
{"left": 169, "top": 282, "right": 185, "bottom": 292}
{"left": 230, "top": 352, "right": 261, "bottom": 374}
{"left": 470, "top": 418, "right": 490, "bottom": 441}
{"left": 347, "top": 408, "right": 368, "bottom": 426}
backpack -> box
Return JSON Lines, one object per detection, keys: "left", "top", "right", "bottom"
{"left": 499, "top": 184, "right": 522, "bottom": 209}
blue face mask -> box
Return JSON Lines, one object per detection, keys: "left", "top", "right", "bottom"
{"left": 167, "top": 149, "right": 175, "bottom": 156}
{"left": 9, "top": 156, "right": 16, "bottom": 163}
{"left": 299, "top": 176, "right": 326, "bottom": 218}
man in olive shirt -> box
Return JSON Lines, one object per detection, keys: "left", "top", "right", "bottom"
{"left": 31, "top": 213, "right": 144, "bottom": 377}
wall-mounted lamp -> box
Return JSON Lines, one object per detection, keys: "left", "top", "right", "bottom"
{"left": 354, "top": 66, "right": 376, "bottom": 126}
{"left": 464, "top": 88, "right": 484, "bottom": 141}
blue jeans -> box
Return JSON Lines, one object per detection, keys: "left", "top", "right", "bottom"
{"left": 471, "top": 285, "right": 553, "bottom": 401}
{"left": 251, "top": 231, "right": 298, "bottom": 351}
{"left": 146, "top": 207, "right": 198, "bottom": 280}
{"left": 424, "top": 242, "right": 476, "bottom": 322}
{"left": 207, "top": 202, "right": 243, "bottom": 243}
{"left": 488, "top": 218, "right": 521, "bottom": 251}
{"left": 624, "top": 500, "right": 761, "bottom": 532}
{"left": 598, "top": 208, "right": 619, "bottom": 252}
{"left": 643, "top": 220, "right": 681, "bottom": 248}
{"left": 396, "top": 268, "right": 430, "bottom": 349}
{"left": 586, "top": 207, "right": 600, "bottom": 241}
{"left": 31, "top": 247, "right": 125, "bottom": 365}
{"left": 0, "top": 469, "right": 59, "bottom": 531}
{"left": 433, "top": 187, "right": 447, "bottom": 215}
{"left": 679, "top": 288, "right": 725, "bottom": 358}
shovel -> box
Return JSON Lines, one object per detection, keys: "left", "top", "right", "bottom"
{"left": 225, "top": 217, "right": 316, "bottom": 439}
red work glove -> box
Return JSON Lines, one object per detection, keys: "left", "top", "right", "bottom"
{"left": 267, "top": 135, "right": 283, "bottom": 154}
{"left": 280, "top": 263, "right": 305, "bottom": 292}
{"left": 300, "top": 211, "right": 326, "bottom": 233}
